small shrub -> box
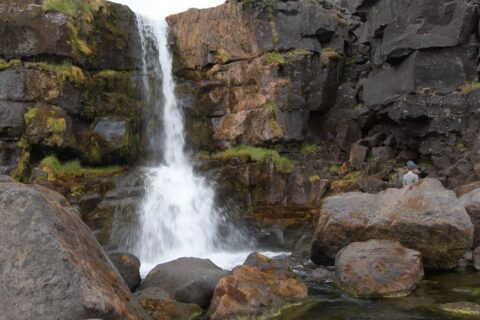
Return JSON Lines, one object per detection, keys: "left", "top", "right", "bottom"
{"left": 461, "top": 82, "right": 480, "bottom": 94}
{"left": 264, "top": 49, "right": 313, "bottom": 66}
{"left": 264, "top": 52, "right": 286, "bottom": 66}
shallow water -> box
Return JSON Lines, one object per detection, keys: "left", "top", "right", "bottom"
{"left": 274, "top": 269, "right": 480, "bottom": 320}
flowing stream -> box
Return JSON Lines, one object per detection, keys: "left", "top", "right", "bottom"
{"left": 132, "top": 16, "right": 258, "bottom": 275}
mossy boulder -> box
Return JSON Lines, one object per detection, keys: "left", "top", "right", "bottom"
{"left": 24, "top": 104, "right": 71, "bottom": 148}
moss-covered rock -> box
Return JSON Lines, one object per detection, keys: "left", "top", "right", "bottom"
{"left": 24, "top": 104, "right": 71, "bottom": 148}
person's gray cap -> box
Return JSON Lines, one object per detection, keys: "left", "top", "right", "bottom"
{"left": 406, "top": 161, "right": 416, "bottom": 170}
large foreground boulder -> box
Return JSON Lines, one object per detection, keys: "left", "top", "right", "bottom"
{"left": 140, "top": 258, "right": 229, "bottom": 308}
{"left": 208, "top": 265, "right": 308, "bottom": 320}
{"left": 312, "top": 179, "right": 474, "bottom": 269}
{"left": 335, "top": 240, "right": 424, "bottom": 298}
{"left": 0, "top": 177, "right": 144, "bottom": 320}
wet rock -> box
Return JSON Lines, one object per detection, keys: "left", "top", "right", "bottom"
{"left": 140, "top": 258, "right": 229, "bottom": 308}
{"left": 460, "top": 188, "right": 480, "bottom": 248}
{"left": 438, "top": 302, "right": 480, "bottom": 317}
{"left": 307, "top": 267, "right": 335, "bottom": 283}
{"left": 0, "top": 179, "right": 144, "bottom": 319}
{"left": 208, "top": 265, "right": 308, "bottom": 320}
{"left": 93, "top": 117, "right": 134, "bottom": 163}
{"left": 134, "top": 287, "right": 203, "bottom": 320}
{"left": 335, "top": 240, "right": 424, "bottom": 298}
{"left": 108, "top": 252, "right": 141, "bottom": 292}
{"left": 311, "top": 179, "right": 474, "bottom": 269}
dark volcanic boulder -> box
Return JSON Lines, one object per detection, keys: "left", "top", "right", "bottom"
{"left": 208, "top": 265, "right": 308, "bottom": 320}
{"left": 140, "top": 258, "right": 229, "bottom": 308}
{"left": 335, "top": 240, "right": 424, "bottom": 298}
{"left": 311, "top": 178, "right": 474, "bottom": 269}
{"left": 0, "top": 177, "right": 144, "bottom": 320}
{"left": 108, "top": 252, "right": 142, "bottom": 292}
{"left": 460, "top": 188, "right": 480, "bottom": 248}
{"left": 473, "top": 247, "right": 480, "bottom": 271}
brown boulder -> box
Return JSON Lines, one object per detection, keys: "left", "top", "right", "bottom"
{"left": 108, "top": 252, "right": 142, "bottom": 292}
{"left": 208, "top": 265, "right": 308, "bottom": 319}
{"left": 335, "top": 240, "right": 424, "bottom": 298}
{"left": 312, "top": 178, "right": 474, "bottom": 269}
{"left": 134, "top": 288, "right": 202, "bottom": 320}
{"left": 0, "top": 178, "right": 145, "bottom": 319}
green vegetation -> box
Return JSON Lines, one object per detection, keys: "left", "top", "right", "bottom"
{"left": 11, "top": 151, "right": 30, "bottom": 182}
{"left": 347, "top": 170, "right": 361, "bottom": 183}
{"left": 0, "top": 58, "right": 21, "bottom": 71}
{"left": 40, "top": 155, "right": 125, "bottom": 180}
{"left": 329, "top": 163, "right": 341, "bottom": 174}
{"left": 301, "top": 143, "right": 322, "bottom": 155}
{"left": 320, "top": 48, "right": 341, "bottom": 67}
{"left": 309, "top": 175, "right": 321, "bottom": 184}
{"left": 244, "top": 0, "right": 278, "bottom": 16}
{"left": 263, "top": 100, "right": 278, "bottom": 117}
{"left": 42, "top": 0, "right": 96, "bottom": 20}
{"left": 461, "top": 82, "right": 480, "bottom": 94}
{"left": 26, "top": 62, "right": 86, "bottom": 83}
{"left": 264, "top": 49, "right": 313, "bottom": 66}
{"left": 209, "top": 145, "right": 294, "bottom": 173}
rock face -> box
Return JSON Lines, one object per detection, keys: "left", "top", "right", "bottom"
{"left": 208, "top": 265, "right": 308, "bottom": 320}
{"left": 140, "top": 258, "right": 230, "bottom": 308}
{"left": 473, "top": 247, "right": 480, "bottom": 271}
{"left": 335, "top": 240, "right": 424, "bottom": 298}
{"left": 311, "top": 179, "right": 474, "bottom": 269}
{"left": 0, "top": 177, "right": 144, "bottom": 320}
{"left": 460, "top": 188, "right": 480, "bottom": 248}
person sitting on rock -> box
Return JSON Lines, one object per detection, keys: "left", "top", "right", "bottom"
{"left": 402, "top": 161, "right": 419, "bottom": 187}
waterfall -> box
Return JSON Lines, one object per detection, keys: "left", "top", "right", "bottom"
{"left": 133, "top": 17, "right": 222, "bottom": 272}
{"left": 131, "top": 16, "right": 264, "bottom": 276}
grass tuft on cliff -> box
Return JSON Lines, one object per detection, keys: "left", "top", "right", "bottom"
{"left": 40, "top": 155, "right": 125, "bottom": 180}
{"left": 320, "top": 48, "right": 341, "bottom": 67}
{"left": 207, "top": 145, "right": 294, "bottom": 173}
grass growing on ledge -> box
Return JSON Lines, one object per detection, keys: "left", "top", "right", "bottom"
{"left": 40, "top": 156, "right": 125, "bottom": 180}
{"left": 0, "top": 58, "right": 21, "bottom": 71}
{"left": 210, "top": 145, "right": 294, "bottom": 173}
{"left": 264, "top": 49, "right": 313, "bottom": 66}
{"left": 26, "top": 62, "right": 86, "bottom": 83}
{"left": 42, "top": 0, "right": 96, "bottom": 19}
{"left": 461, "top": 82, "right": 480, "bottom": 94}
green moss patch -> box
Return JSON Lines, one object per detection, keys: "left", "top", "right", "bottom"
{"left": 40, "top": 155, "right": 125, "bottom": 180}
{"left": 208, "top": 145, "right": 294, "bottom": 173}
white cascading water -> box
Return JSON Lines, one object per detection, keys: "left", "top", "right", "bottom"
{"left": 134, "top": 17, "right": 220, "bottom": 272}
{"left": 133, "top": 16, "right": 265, "bottom": 275}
